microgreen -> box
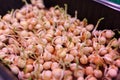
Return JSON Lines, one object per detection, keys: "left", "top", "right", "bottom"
{"left": 22, "top": 0, "right": 28, "bottom": 5}
{"left": 93, "top": 17, "right": 104, "bottom": 32}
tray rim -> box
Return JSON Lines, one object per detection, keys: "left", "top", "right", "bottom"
{"left": 93, "top": 0, "right": 120, "bottom": 12}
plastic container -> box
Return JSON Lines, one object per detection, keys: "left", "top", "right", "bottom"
{"left": 94, "top": 0, "right": 120, "bottom": 12}
{"left": 0, "top": 0, "right": 120, "bottom": 80}
{"left": 44, "top": 0, "right": 120, "bottom": 30}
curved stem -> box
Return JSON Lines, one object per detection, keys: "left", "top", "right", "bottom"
{"left": 107, "top": 38, "right": 116, "bottom": 47}
{"left": 93, "top": 17, "right": 104, "bottom": 32}
{"left": 22, "top": 0, "right": 28, "bottom": 5}
{"left": 92, "top": 17, "right": 104, "bottom": 38}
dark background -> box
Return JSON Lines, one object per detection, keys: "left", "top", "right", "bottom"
{"left": 0, "top": 0, "right": 120, "bottom": 80}
{"left": 44, "top": 0, "right": 120, "bottom": 30}
{"left": 0, "top": 0, "right": 120, "bottom": 30}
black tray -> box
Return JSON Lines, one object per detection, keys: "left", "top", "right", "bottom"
{"left": 0, "top": 0, "right": 120, "bottom": 80}
{"left": 44, "top": 0, "right": 120, "bottom": 33}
